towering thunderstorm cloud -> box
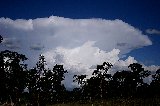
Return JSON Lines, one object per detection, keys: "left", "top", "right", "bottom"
{"left": 0, "top": 16, "right": 157, "bottom": 88}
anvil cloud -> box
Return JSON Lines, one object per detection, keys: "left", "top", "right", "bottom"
{"left": 0, "top": 16, "right": 154, "bottom": 88}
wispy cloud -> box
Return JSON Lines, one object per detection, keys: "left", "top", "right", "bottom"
{"left": 146, "top": 29, "right": 160, "bottom": 35}
{"left": 30, "top": 43, "right": 44, "bottom": 51}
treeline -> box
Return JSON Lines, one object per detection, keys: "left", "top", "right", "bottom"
{"left": 0, "top": 35, "right": 160, "bottom": 106}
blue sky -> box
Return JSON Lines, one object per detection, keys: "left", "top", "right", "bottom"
{"left": 0, "top": 0, "right": 160, "bottom": 66}
{"left": 0, "top": 0, "right": 160, "bottom": 27}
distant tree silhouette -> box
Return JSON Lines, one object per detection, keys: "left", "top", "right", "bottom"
{"left": 73, "top": 74, "right": 87, "bottom": 102}
{"left": 0, "top": 50, "right": 28, "bottom": 105}
{"left": 71, "top": 88, "right": 81, "bottom": 102}
{"left": 0, "top": 51, "right": 8, "bottom": 103}
{"left": 93, "top": 62, "right": 112, "bottom": 99}
{"left": 111, "top": 63, "right": 151, "bottom": 97}
{"left": 73, "top": 75, "right": 87, "bottom": 87}
{"left": 51, "top": 64, "right": 68, "bottom": 103}
{"left": 81, "top": 62, "right": 113, "bottom": 102}
{"left": 112, "top": 71, "right": 132, "bottom": 97}
{"left": 153, "top": 69, "right": 160, "bottom": 81}
{"left": 75, "top": 62, "right": 151, "bottom": 101}
{"left": 27, "top": 55, "right": 49, "bottom": 106}
{"left": 27, "top": 67, "right": 40, "bottom": 106}
{"left": 0, "top": 35, "right": 3, "bottom": 43}
{"left": 27, "top": 55, "right": 68, "bottom": 105}
{"left": 150, "top": 69, "right": 160, "bottom": 97}
{"left": 128, "top": 63, "right": 150, "bottom": 95}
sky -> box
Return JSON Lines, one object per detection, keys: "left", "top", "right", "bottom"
{"left": 0, "top": 0, "right": 160, "bottom": 88}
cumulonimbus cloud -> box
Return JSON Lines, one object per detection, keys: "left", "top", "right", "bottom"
{"left": 0, "top": 16, "right": 156, "bottom": 88}
{"left": 0, "top": 16, "right": 152, "bottom": 53}
{"left": 43, "top": 41, "right": 159, "bottom": 88}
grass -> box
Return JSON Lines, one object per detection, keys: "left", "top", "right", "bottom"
{"left": 47, "top": 98, "right": 160, "bottom": 106}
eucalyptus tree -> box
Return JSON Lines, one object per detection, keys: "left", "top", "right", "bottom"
{"left": 93, "top": 62, "right": 112, "bottom": 99}
{"left": 73, "top": 74, "right": 87, "bottom": 101}
{"left": 128, "top": 63, "right": 150, "bottom": 91}
{"left": 27, "top": 55, "right": 48, "bottom": 106}
{"left": 73, "top": 74, "right": 87, "bottom": 87}
{"left": 0, "top": 50, "right": 28, "bottom": 105}
{"left": 27, "top": 55, "right": 68, "bottom": 105}
{"left": 112, "top": 70, "right": 133, "bottom": 97}
{"left": 83, "top": 62, "right": 113, "bottom": 101}
{"left": 150, "top": 69, "right": 160, "bottom": 97}
{"left": 51, "top": 64, "right": 68, "bottom": 103}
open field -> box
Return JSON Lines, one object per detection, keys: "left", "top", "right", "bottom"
{"left": 47, "top": 98, "right": 160, "bottom": 106}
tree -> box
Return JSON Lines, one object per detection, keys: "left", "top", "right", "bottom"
{"left": 110, "top": 63, "right": 151, "bottom": 98}
{"left": 27, "top": 67, "right": 40, "bottom": 106}
{"left": 128, "top": 63, "right": 150, "bottom": 97}
{"left": 0, "top": 50, "right": 28, "bottom": 105}
{"left": 27, "top": 55, "right": 49, "bottom": 106}
{"left": 0, "top": 51, "right": 8, "bottom": 103}
{"left": 152, "top": 69, "right": 160, "bottom": 82}
{"left": 93, "top": 62, "right": 112, "bottom": 99}
{"left": 112, "top": 71, "right": 133, "bottom": 97}
{"left": 128, "top": 63, "right": 150, "bottom": 86}
{"left": 27, "top": 55, "right": 68, "bottom": 105}
{"left": 150, "top": 69, "right": 160, "bottom": 97}
{"left": 73, "top": 75, "right": 87, "bottom": 87}
{"left": 83, "top": 62, "right": 113, "bottom": 102}
{"left": 0, "top": 35, "right": 3, "bottom": 43}
{"left": 73, "top": 74, "right": 87, "bottom": 102}
{"left": 51, "top": 64, "right": 68, "bottom": 103}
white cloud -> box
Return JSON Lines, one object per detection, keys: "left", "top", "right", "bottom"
{"left": 45, "top": 41, "right": 119, "bottom": 70}
{"left": 0, "top": 16, "right": 156, "bottom": 88}
{"left": 0, "top": 17, "right": 33, "bottom": 30}
{"left": 0, "top": 16, "right": 152, "bottom": 54}
{"left": 57, "top": 41, "right": 119, "bottom": 66}
{"left": 144, "top": 65, "right": 160, "bottom": 74}
{"left": 43, "top": 41, "right": 159, "bottom": 88}
{"left": 143, "top": 65, "right": 160, "bottom": 84}
{"left": 146, "top": 29, "right": 160, "bottom": 35}
{"left": 43, "top": 41, "right": 119, "bottom": 88}
{"left": 108, "top": 56, "right": 138, "bottom": 74}
{"left": 115, "top": 56, "right": 137, "bottom": 67}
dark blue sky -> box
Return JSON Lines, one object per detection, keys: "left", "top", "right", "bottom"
{"left": 0, "top": 0, "right": 160, "bottom": 65}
